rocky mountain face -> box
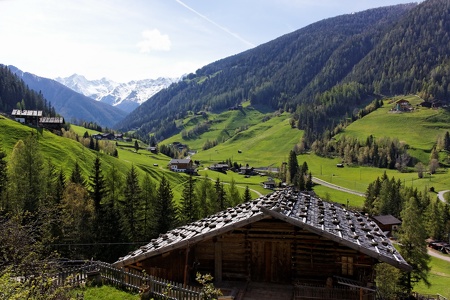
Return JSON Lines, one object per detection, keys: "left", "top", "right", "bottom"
{"left": 55, "top": 74, "right": 179, "bottom": 113}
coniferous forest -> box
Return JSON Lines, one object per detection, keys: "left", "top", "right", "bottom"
{"left": 117, "top": 0, "right": 449, "bottom": 147}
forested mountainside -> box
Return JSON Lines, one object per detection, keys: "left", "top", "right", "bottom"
{"left": 345, "top": 0, "right": 450, "bottom": 98}
{"left": 118, "top": 0, "right": 450, "bottom": 145}
{"left": 7, "top": 66, "right": 127, "bottom": 128}
{"left": 0, "top": 65, "right": 56, "bottom": 116}
{"left": 115, "top": 3, "right": 417, "bottom": 141}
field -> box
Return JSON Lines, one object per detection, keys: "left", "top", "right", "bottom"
{"left": 414, "top": 252, "right": 450, "bottom": 298}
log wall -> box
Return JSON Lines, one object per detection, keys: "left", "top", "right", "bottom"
{"left": 138, "top": 217, "right": 376, "bottom": 285}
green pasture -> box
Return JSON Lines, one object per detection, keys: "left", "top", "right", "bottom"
{"left": 414, "top": 252, "right": 450, "bottom": 298}
{"left": 192, "top": 116, "right": 301, "bottom": 167}
{"left": 341, "top": 96, "right": 450, "bottom": 153}
{"left": 312, "top": 184, "right": 365, "bottom": 208}
{"left": 299, "top": 153, "right": 450, "bottom": 197}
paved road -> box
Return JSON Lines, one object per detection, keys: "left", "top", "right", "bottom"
{"left": 312, "top": 177, "right": 365, "bottom": 197}
{"left": 428, "top": 248, "right": 450, "bottom": 263}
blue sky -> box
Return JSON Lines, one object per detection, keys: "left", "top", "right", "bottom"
{"left": 0, "top": 0, "right": 417, "bottom": 82}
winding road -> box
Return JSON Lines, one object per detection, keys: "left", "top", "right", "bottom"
{"left": 312, "top": 177, "right": 365, "bottom": 197}
{"left": 438, "top": 190, "right": 450, "bottom": 202}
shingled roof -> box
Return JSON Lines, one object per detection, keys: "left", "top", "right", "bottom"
{"left": 114, "top": 188, "right": 411, "bottom": 271}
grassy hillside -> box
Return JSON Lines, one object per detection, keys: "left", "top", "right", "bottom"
{"left": 320, "top": 95, "right": 450, "bottom": 194}
{"left": 161, "top": 97, "right": 450, "bottom": 203}
{"left": 2, "top": 93, "right": 449, "bottom": 207}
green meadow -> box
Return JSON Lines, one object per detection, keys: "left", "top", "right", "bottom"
{"left": 414, "top": 253, "right": 450, "bottom": 298}
{"left": 2, "top": 94, "right": 450, "bottom": 206}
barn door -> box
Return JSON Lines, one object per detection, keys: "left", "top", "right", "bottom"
{"left": 251, "top": 241, "right": 291, "bottom": 283}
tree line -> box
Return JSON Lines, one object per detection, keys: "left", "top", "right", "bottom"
{"left": 0, "top": 135, "right": 252, "bottom": 263}
{"left": 364, "top": 172, "right": 450, "bottom": 296}
{"left": 0, "top": 65, "right": 56, "bottom": 117}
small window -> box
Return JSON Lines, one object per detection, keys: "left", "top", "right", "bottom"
{"left": 341, "top": 256, "right": 354, "bottom": 276}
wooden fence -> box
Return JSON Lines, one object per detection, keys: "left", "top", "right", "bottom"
{"left": 53, "top": 261, "right": 202, "bottom": 299}
{"left": 412, "top": 293, "right": 448, "bottom": 300}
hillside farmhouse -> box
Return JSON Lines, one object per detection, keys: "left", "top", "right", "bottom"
{"left": 115, "top": 189, "right": 410, "bottom": 299}
{"left": 392, "top": 99, "right": 412, "bottom": 112}
{"left": 168, "top": 158, "right": 194, "bottom": 173}
{"left": 12, "top": 110, "right": 65, "bottom": 132}
{"left": 11, "top": 109, "right": 43, "bottom": 125}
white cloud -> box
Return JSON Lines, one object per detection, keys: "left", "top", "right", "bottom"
{"left": 137, "top": 29, "right": 171, "bottom": 53}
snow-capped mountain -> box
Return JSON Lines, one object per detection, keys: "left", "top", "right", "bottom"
{"left": 55, "top": 74, "right": 179, "bottom": 113}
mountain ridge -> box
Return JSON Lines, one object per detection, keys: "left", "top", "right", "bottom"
{"left": 55, "top": 74, "right": 180, "bottom": 113}
{"left": 8, "top": 65, "right": 127, "bottom": 128}
{"left": 115, "top": 3, "right": 429, "bottom": 142}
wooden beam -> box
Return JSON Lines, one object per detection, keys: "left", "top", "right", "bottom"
{"left": 214, "top": 241, "right": 223, "bottom": 283}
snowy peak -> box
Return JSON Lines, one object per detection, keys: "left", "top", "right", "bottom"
{"left": 55, "top": 74, "right": 179, "bottom": 113}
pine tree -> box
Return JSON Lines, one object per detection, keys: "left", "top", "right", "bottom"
{"left": 398, "top": 197, "right": 430, "bottom": 294}
{"left": 102, "top": 165, "right": 125, "bottom": 261}
{"left": 154, "top": 176, "right": 176, "bottom": 235}
{"left": 121, "top": 165, "right": 142, "bottom": 242}
{"left": 196, "top": 174, "right": 214, "bottom": 218}
{"left": 228, "top": 178, "right": 241, "bottom": 206}
{"left": 141, "top": 173, "right": 156, "bottom": 240}
{"left": 88, "top": 156, "right": 107, "bottom": 214}
{"left": 306, "top": 172, "right": 313, "bottom": 191}
{"left": 288, "top": 150, "right": 299, "bottom": 184}
{"left": 70, "top": 161, "right": 85, "bottom": 186}
{"left": 55, "top": 168, "right": 66, "bottom": 205}
{"left": 179, "top": 175, "right": 198, "bottom": 225}
{"left": 242, "top": 185, "right": 252, "bottom": 203}
{"left": 214, "top": 178, "right": 227, "bottom": 212}
{"left": 88, "top": 156, "right": 108, "bottom": 257}
{"left": 444, "top": 131, "right": 450, "bottom": 151}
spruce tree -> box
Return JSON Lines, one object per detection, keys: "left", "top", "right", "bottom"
{"left": 228, "top": 178, "right": 241, "bottom": 206}
{"left": 179, "top": 175, "right": 198, "bottom": 225}
{"left": 398, "top": 197, "right": 430, "bottom": 294}
{"left": 154, "top": 176, "right": 176, "bottom": 235}
{"left": 243, "top": 185, "right": 252, "bottom": 203}
{"left": 88, "top": 156, "right": 107, "bottom": 214}
{"left": 288, "top": 150, "right": 299, "bottom": 184}
{"left": 121, "top": 165, "right": 142, "bottom": 242}
{"left": 214, "top": 178, "right": 227, "bottom": 212}
{"left": 141, "top": 173, "right": 156, "bottom": 240}
{"left": 70, "top": 161, "right": 85, "bottom": 186}
{"left": 444, "top": 131, "right": 450, "bottom": 151}
{"left": 196, "top": 174, "right": 214, "bottom": 218}
{"left": 103, "top": 165, "right": 125, "bottom": 261}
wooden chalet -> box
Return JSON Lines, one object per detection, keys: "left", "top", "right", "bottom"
{"left": 209, "top": 163, "right": 229, "bottom": 173}
{"left": 168, "top": 159, "right": 194, "bottom": 173}
{"left": 11, "top": 109, "right": 42, "bottom": 125}
{"left": 372, "top": 215, "right": 401, "bottom": 236}
{"left": 39, "top": 116, "right": 65, "bottom": 130}
{"left": 263, "top": 179, "right": 276, "bottom": 189}
{"left": 394, "top": 99, "right": 412, "bottom": 112}
{"left": 115, "top": 189, "right": 411, "bottom": 299}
